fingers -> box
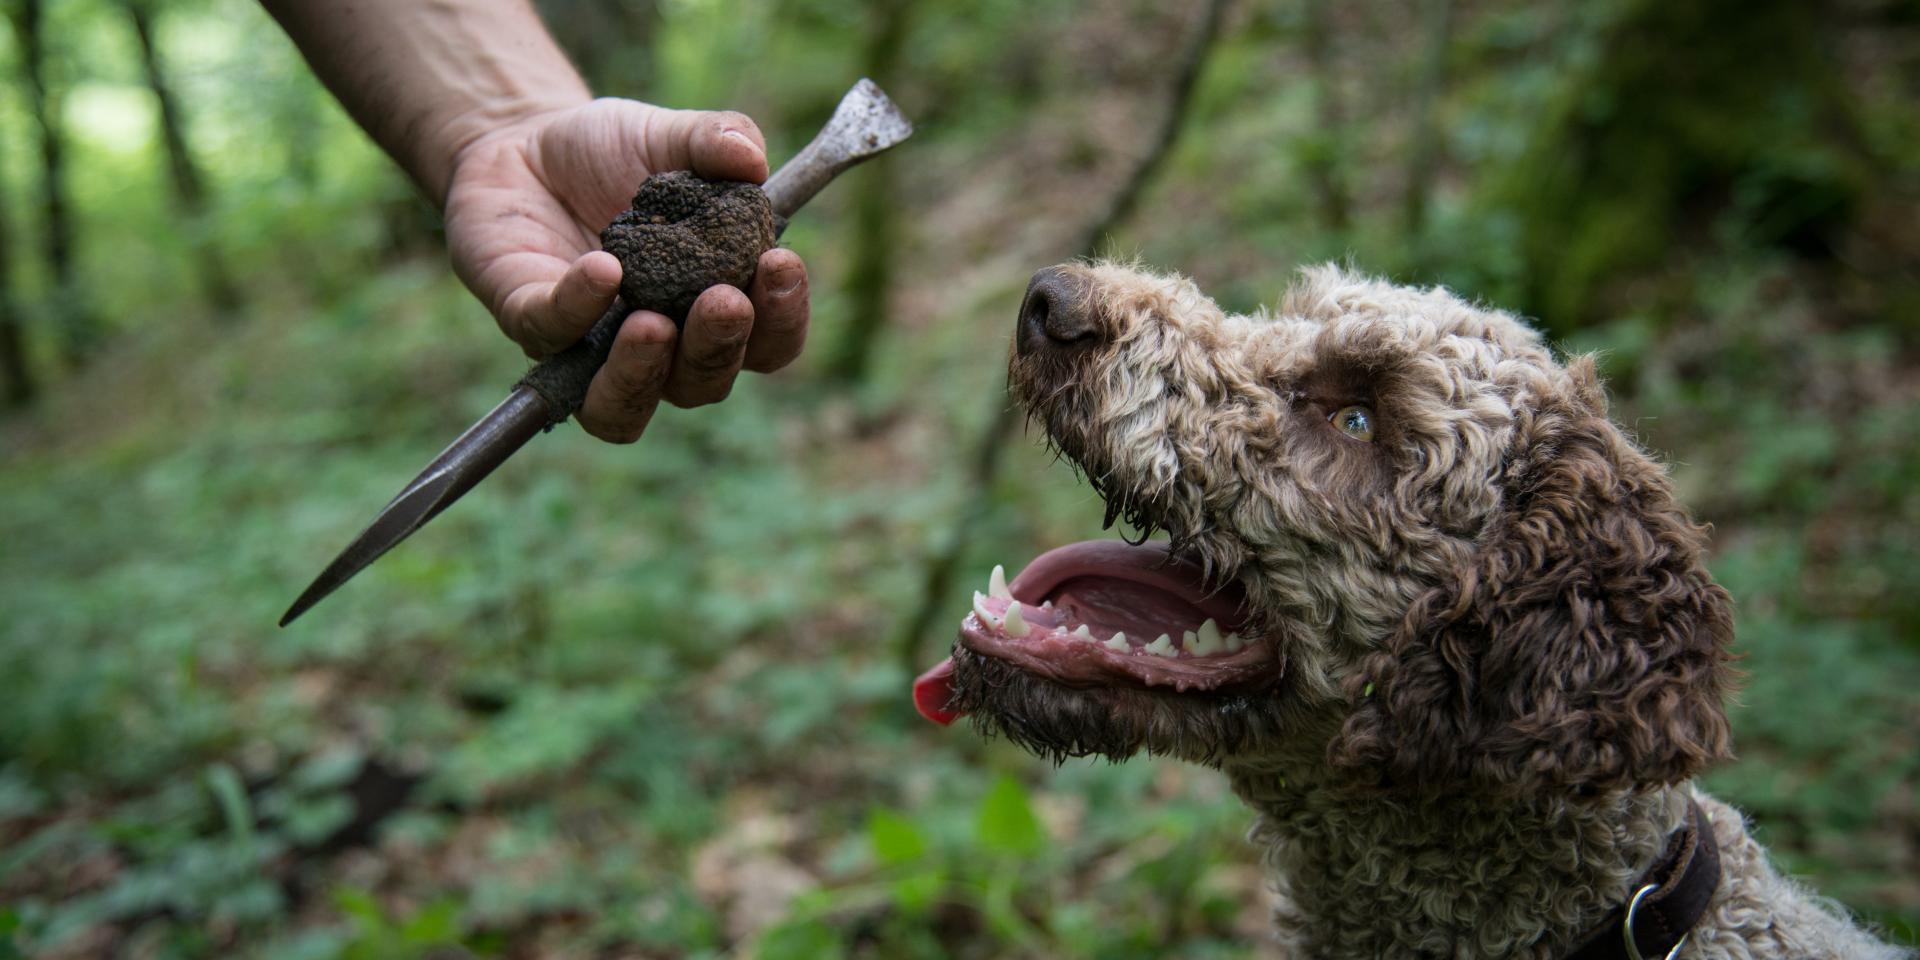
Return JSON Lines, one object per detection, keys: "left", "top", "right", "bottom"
{"left": 649, "top": 109, "right": 769, "bottom": 183}
{"left": 664, "top": 285, "right": 755, "bottom": 407}
{"left": 579, "top": 311, "right": 677, "bottom": 443}
{"left": 572, "top": 256, "right": 810, "bottom": 442}
{"left": 743, "top": 249, "right": 809, "bottom": 373}
{"left": 498, "top": 251, "right": 623, "bottom": 356}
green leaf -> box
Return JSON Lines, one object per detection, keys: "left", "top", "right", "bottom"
{"left": 975, "top": 775, "right": 1043, "bottom": 857}
{"left": 755, "top": 918, "right": 844, "bottom": 960}
{"left": 204, "top": 763, "right": 254, "bottom": 846}
{"left": 332, "top": 886, "right": 387, "bottom": 930}
{"left": 400, "top": 899, "right": 460, "bottom": 945}
{"left": 866, "top": 808, "right": 927, "bottom": 866}
{"left": 889, "top": 868, "right": 945, "bottom": 914}
{"left": 0, "top": 908, "right": 22, "bottom": 960}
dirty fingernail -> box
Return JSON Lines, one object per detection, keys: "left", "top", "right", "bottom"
{"left": 771, "top": 263, "right": 804, "bottom": 297}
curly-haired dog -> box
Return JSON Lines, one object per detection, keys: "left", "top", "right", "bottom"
{"left": 913, "top": 263, "right": 1908, "bottom": 959}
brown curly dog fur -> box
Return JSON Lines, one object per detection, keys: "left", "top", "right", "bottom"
{"left": 922, "top": 262, "right": 1908, "bottom": 959}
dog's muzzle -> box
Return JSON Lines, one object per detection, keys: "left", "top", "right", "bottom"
{"left": 1017, "top": 266, "right": 1101, "bottom": 357}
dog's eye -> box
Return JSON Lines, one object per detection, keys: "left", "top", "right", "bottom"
{"left": 1331, "top": 405, "right": 1375, "bottom": 441}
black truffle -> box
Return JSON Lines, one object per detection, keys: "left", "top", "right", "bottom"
{"left": 599, "top": 172, "right": 777, "bottom": 325}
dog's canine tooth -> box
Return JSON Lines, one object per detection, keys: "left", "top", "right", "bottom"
{"left": 989, "top": 564, "right": 1011, "bottom": 600}
{"left": 1004, "top": 601, "right": 1031, "bottom": 638}
{"left": 972, "top": 592, "right": 1001, "bottom": 628}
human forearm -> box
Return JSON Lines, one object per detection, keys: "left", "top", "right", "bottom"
{"left": 260, "top": 0, "right": 590, "bottom": 205}
{"left": 264, "top": 0, "right": 808, "bottom": 444}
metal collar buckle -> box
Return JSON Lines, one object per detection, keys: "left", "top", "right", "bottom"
{"left": 1623, "top": 883, "right": 1688, "bottom": 960}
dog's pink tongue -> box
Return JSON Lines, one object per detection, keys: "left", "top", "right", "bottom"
{"left": 912, "top": 658, "right": 965, "bottom": 726}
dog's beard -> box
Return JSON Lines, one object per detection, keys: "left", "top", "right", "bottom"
{"left": 1024, "top": 403, "right": 1186, "bottom": 550}
{"left": 924, "top": 347, "right": 1305, "bottom": 766}
{"left": 947, "top": 645, "right": 1298, "bottom": 767}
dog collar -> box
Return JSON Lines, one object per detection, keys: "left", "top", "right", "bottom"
{"left": 1564, "top": 798, "right": 1722, "bottom": 960}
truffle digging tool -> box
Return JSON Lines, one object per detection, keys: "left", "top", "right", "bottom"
{"left": 281, "top": 79, "right": 912, "bottom": 626}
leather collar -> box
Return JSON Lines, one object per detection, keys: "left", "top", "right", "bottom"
{"left": 1564, "top": 798, "right": 1722, "bottom": 960}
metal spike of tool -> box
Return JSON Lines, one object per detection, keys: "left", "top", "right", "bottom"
{"left": 281, "top": 80, "right": 913, "bottom": 626}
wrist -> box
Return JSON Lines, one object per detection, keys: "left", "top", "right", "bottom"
{"left": 403, "top": 3, "right": 594, "bottom": 205}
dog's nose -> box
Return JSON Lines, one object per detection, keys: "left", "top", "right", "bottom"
{"left": 1019, "top": 267, "right": 1099, "bottom": 354}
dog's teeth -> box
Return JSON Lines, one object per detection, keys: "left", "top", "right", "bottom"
{"left": 1145, "top": 634, "right": 1177, "bottom": 657}
{"left": 989, "top": 564, "right": 1012, "bottom": 600}
{"left": 1180, "top": 631, "right": 1198, "bottom": 653}
{"left": 972, "top": 592, "right": 1001, "bottom": 628}
{"left": 1041, "top": 600, "right": 1054, "bottom": 611}
{"left": 1073, "top": 624, "right": 1094, "bottom": 641}
{"left": 1004, "top": 601, "right": 1031, "bottom": 638}
{"left": 1191, "top": 619, "right": 1225, "bottom": 656}
{"left": 1225, "top": 633, "right": 1247, "bottom": 653}
{"left": 1104, "top": 632, "right": 1130, "bottom": 651}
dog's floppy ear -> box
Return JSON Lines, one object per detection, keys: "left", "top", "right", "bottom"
{"left": 1331, "top": 364, "right": 1735, "bottom": 794}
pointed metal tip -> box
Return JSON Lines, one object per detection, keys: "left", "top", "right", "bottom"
{"left": 276, "top": 387, "right": 552, "bottom": 626}
{"left": 275, "top": 469, "right": 457, "bottom": 628}
{"left": 279, "top": 590, "right": 322, "bottom": 628}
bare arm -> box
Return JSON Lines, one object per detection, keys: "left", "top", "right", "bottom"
{"left": 261, "top": 0, "right": 811, "bottom": 442}
{"left": 260, "top": 0, "right": 589, "bottom": 204}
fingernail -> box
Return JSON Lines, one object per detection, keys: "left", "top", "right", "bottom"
{"left": 723, "top": 129, "right": 759, "bottom": 153}
{"left": 771, "top": 263, "right": 804, "bottom": 297}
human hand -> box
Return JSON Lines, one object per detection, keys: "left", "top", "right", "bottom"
{"left": 444, "top": 99, "right": 810, "bottom": 442}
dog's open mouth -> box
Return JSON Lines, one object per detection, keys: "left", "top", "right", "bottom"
{"left": 914, "top": 540, "right": 1267, "bottom": 725}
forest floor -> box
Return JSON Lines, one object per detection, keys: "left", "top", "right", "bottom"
{"left": 3, "top": 2, "right": 1918, "bottom": 957}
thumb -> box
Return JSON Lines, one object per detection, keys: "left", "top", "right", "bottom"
{"left": 648, "top": 109, "right": 770, "bottom": 183}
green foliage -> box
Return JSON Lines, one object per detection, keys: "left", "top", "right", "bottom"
{"left": 1467, "top": 0, "right": 1878, "bottom": 331}
{"left": 1, "top": 0, "right": 1916, "bottom": 955}
{"left": 329, "top": 889, "right": 466, "bottom": 960}
{"left": 0, "top": 908, "right": 23, "bottom": 960}
{"left": 749, "top": 767, "right": 1253, "bottom": 958}
{"left": 866, "top": 807, "right": 926, "bottom": 865}
{"left": 974, "top": 775, "right": 1042, "bottom": 858}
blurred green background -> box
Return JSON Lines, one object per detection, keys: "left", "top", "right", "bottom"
{"left": 1, "top": 0, "right": 1916, "bottom": 956}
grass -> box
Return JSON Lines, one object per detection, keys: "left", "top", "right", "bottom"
{"left": 1, "top": 244, "right": 1915, "bottom": 957}
{"left": 1, "top": 1, "right": 1915, "bottom": 953}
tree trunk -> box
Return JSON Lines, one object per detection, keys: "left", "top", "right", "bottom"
{"left": 536, "top": 0, "right": 659, "bottom": 94}
{"left": 127, "top": 0, "right": 243, "bottom": 319}
{"left": 282, "top": 83, "right": 319, "bottom": 189}
{"left": 1299, "top": 0, "right": 1351, "bottom": 233}
{"left": 892, "top": 0, "right": 1232, "bottom": 683}
{"left": 825, "top": 0, "right": 912, "bottom": 384}
{"left": 0, "top": 131, "right": 34, "bottom": 408}
{"left": 1400, "top": 0, "right": 1453, "bottom": 252}
{"left": 14, "top": 0, "right": 97, "bottom": 368}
